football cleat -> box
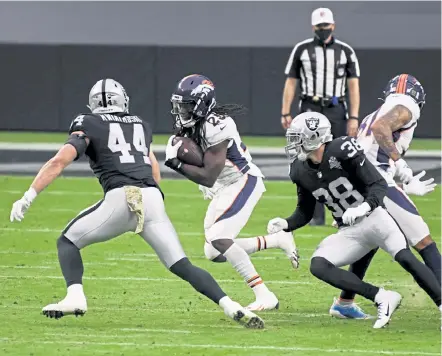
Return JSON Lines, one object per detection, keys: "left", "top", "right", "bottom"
{"left": 42, "top": 296, "right": 87, "bottom": 320}
{"left": 373, "top": 289, "right": 402, "bottom": 329}
{"left": 329, "top": 298, "right": 372, "bottom": 319}
{"left": 276, "top": 231, "right": 299, "bottom": 269}
{"left": 246, "top": 292, "right": 279, "bottom": 311}
{"left": 223, "top": 301, "right": 265, "bottom": 329}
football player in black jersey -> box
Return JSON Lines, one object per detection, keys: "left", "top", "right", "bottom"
{"left": 9, "top": 78, "right": 264, "bottom": 329}
{"left": 267, "top": 112, "right": 441, "bottom": 328}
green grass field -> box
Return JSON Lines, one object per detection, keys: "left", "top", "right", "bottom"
{"left": 0, "top": 131, "right": 440, "bottom": 150}
{"left": 0, "top": 176, "right": 440, "bottom": 355}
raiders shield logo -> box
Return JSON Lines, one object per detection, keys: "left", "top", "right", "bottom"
{"left": 305, "top": 117, "right": 320, "bottom": 131}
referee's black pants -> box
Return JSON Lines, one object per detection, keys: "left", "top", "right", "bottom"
{"left": 299, "top": 100, "right": 348, "bottom": 225}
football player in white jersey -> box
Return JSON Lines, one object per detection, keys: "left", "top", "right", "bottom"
{"left": 329, "top": 74, "right": 441, "bottom": 319}
{"left": 164, "top": 74, "right": 299, "bottom": 311}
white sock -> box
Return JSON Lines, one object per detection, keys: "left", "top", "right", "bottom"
{"left": 67, "top": 284, "right": 85, "bottom": 299}
{"left": 223, "top": 242, "right": 270, "bottom": 298}
{"left": 236, "top": 235, "right": 281, "bottom": 255}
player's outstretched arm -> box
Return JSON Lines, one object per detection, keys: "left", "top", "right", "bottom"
{"left": 174, "top": 140, "right": 229, "bottom": 187}
{"left": 268, "top": 185, "right": 316, "bottom": 233}
{"left": 10, "top": 131, "right": 89, "bottom": 222}
{"left": 371, "top": 105, "right": 411, "bottom": 162}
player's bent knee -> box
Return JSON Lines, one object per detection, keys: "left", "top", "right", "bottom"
{"left": 394, "top": 248, "right": 415, "bottom": 267}
{"left": 204, "top": 242, "right": 227, "bottom": 262}
{"left": 57, "top": 234, "right": 79, "bottom": 251}
{"left": 310, "top": 256, "right": 333, "bottom": 279}
{"left": 211, "top": 238, "right": 234, "bottom": 254}
{"left": 414, "top": 235, "right": 434, "bottom": 251}
{"left": 169, "top": 257, "right": 193, "bottom": 278}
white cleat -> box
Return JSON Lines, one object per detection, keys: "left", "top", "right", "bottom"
{"left": 276, "top": 231, "right": 299, "bottom": 269}
{"left": 246, "top": 292, "right": 279, "bottom": 311}
{"left": 223, "top": 301, "right": 265, "bottom": 329}
{"left": 373, "top": 289, "right": 402, "bottom": 329}
{"left": 42, "top": 296, "right": 87, "bottom": 320}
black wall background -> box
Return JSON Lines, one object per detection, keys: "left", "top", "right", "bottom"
{"left": 0, "top": 44, "right": 440, "bottom": 138}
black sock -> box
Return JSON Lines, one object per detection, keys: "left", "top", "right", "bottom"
{"left": 170, "top": 257, "right": 227, "bottom": 304}
{"left": 418, "top": 243, "right": 441, "bottom": 286}
{"left": 57, "top": 235, "right": 84, "bottom": 287}
{"left": 340, "top": 248, "right": 379, "bottom": 301}
{"left": 310, "top": 257, "right": 379, "bottom": 301}
{"left": 395, "top": 249, "right": 441, "bottom": 306}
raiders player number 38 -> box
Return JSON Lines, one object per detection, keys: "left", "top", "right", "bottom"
{"left": 9, "top": 78, "right": 264, "bottom": 329}
{"left": 267, "top": 112, "right": 441, "bottom": 328}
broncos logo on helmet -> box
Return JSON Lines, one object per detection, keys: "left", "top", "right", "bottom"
{"left": 170, "top": 74, "right": 216, "bottom": 128}
{"left": 383, "top": 74, "right": 426, "bottom": 110}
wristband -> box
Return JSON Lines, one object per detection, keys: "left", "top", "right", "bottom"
{"left": 282, "top": 114, "right": 291, "bottom": 118}
{"left": 348, "top": 116, "right": 359, "bottom": 121}
{"left": 24, "top": 187, "right": 37, "bottom": 203}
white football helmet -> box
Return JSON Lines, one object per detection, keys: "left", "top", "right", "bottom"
{"left": 285, "top": 112, "right": 333, "bottom": 161}
{"left": 88, "top": 79, "right": 129, "bottom": 114}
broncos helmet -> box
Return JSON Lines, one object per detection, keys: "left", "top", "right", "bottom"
{"left": 382, "top": 74, "right": 425, "bottom": 110}
{"left": 88, "top": 79, "right": 129, "bottom": 114}
{"left": 285, "top": 112, "right": 333, "bottom": 162}
{"left": 170, "top": 74, "right": 216, "bottom": 128}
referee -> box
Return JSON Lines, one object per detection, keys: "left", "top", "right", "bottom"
{"left": 280, "top": 7, "right": 361, "bottom": 225}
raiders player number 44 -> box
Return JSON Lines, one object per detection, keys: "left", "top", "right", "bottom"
{"left": 9, "top": 78, "right": 264, "bottom": 329}
{"left": 267, "top": 112, "right": 442, "bottom": 328}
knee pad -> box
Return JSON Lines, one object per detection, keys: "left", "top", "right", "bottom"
{"left": 204, "top": 243, "right": 227, "bottom": 263}
{"left": 310, "top": 256, "right": 333, "bottom": 279}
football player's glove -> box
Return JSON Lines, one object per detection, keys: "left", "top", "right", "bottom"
{"left": 403, "top": 170, "right": 436, "bottom": 196}
{"left": 10, "top": 188, "right": 37, "bottom": 222}
{"left": 342, "top": 202, "right": 371, "bottom": 226}
{"left": 394, "top": 158, "right": 413, "bottom": 184}
{"left": 267, "top": 217, "right": 289, "bottom": 234}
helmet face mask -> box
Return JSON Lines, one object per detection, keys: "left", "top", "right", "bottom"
{"left": 88, "top": 79, "right": 129, "bottom": 114}
{"left": 285, "top": 112, "right": 333, "bottom": 162}
{"left": 170, "top": 75, "right": 216, "bottom": 129}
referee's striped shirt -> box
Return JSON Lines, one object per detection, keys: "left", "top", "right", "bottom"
{"left": 284, "top": 37, "right": 360, "bottom": 99}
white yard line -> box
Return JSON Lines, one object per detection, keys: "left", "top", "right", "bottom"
{"left": 0, "top": 274, "right": 421, "bottom": 288}
{"left": 0, "top": 339, "right": 437, "bottom": 355}
{"left": 0, "top": 228, "right": 316, "bottom": 239}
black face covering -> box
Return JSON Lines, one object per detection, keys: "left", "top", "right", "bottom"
{"left": 315, "top": 28, "right": 332, "bottom": 43}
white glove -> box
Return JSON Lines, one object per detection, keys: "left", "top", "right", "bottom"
{"left": 10, "top": 188, "right": 37, "bottom": 222}
{"left": 394, "top": 158, "right": 413, "bottom": 184}
{"left": 403, "top": 170, "right": 436, "bottom": 196}
{"left": 267, "top": 217, "right": 289, "bottom": 234}
{"left": 165, "top": 135, "right": 183, "bottom": 161}
{"left": 342, "top": 202, "right": 371, "bottom": 226}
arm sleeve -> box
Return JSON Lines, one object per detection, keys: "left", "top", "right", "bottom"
{"left": 285, "top": 184, "right": 316, "bottom": 231}
{"left": 284, "top": 46, "right": 302, "bottom": 79}
{"left": 344, "top": 45, "right": 360, "bottom": 78}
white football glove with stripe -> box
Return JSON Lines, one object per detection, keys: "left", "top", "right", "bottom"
{"left": 403, "top": 171, "right": 436, "bottom": 196}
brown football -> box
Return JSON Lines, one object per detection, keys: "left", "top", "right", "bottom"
{"left": 172, "top": 136, "right": 204, "bottom": 167}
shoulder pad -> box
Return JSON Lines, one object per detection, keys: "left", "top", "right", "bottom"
{"left": 381, "top": 94, "right": 420, "bottom": 127}
{"left": 204, "top": 114, "right": 237, "bottom": 147}
{"left": 69, "top": 113, "right": 95, "bottom": 134}
{"left": 327, "top": 136, "right": 364, "bottom": 161}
